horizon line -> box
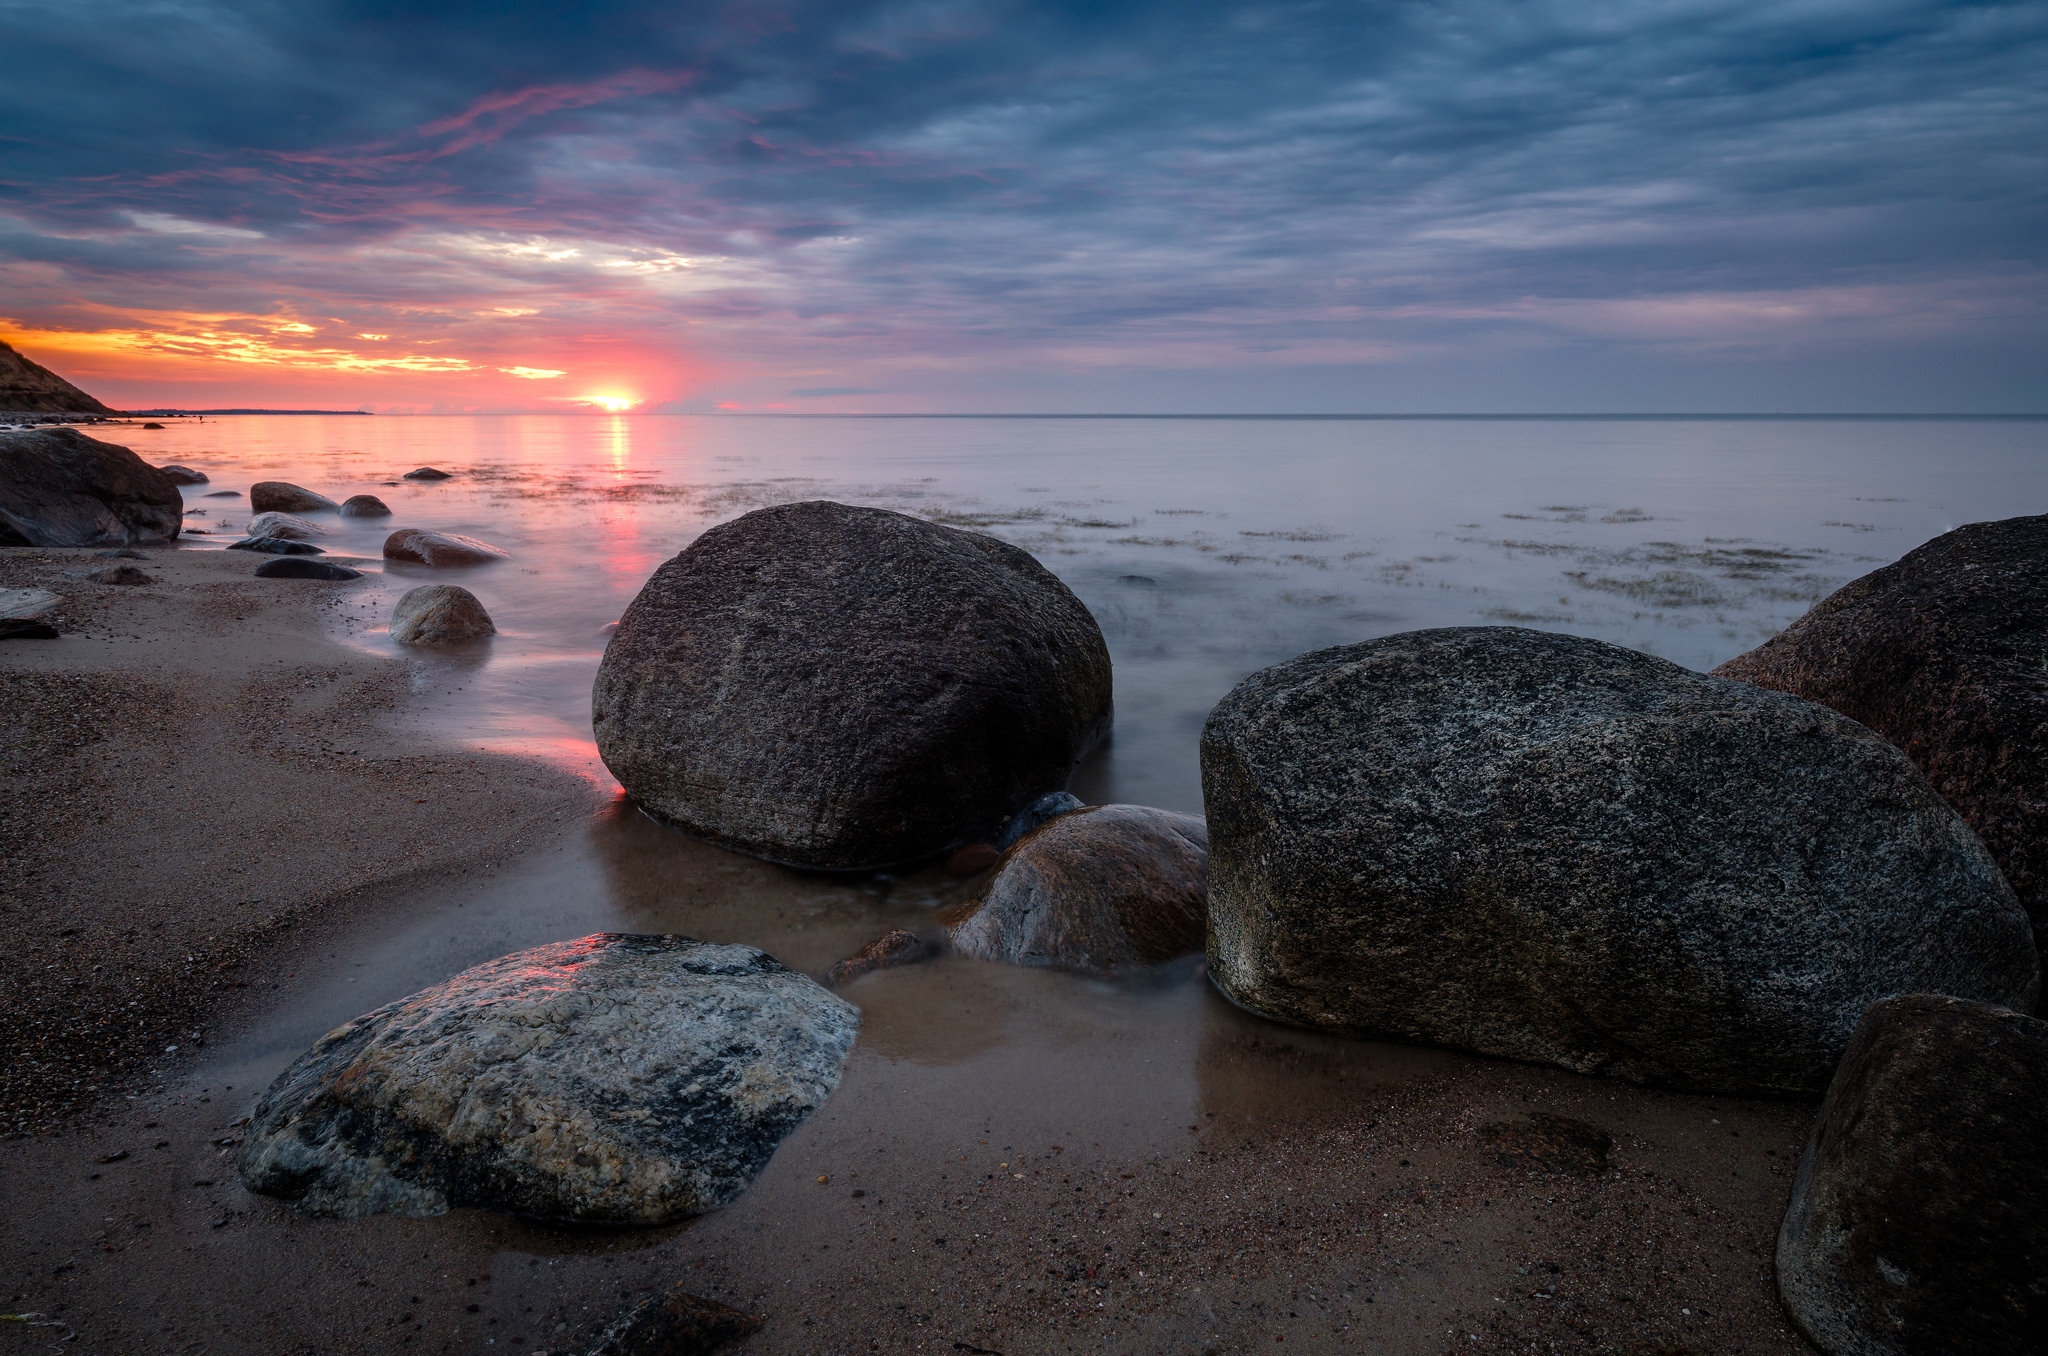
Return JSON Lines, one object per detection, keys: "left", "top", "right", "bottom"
{"left": 118, "top": 409, "right": 2048, "bottom": 421}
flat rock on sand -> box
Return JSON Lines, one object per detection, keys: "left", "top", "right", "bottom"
{"left": 383, "top": 527, "right": 509, "bottom": 566}
{"left": 1777, "top": 994, "right": 2048, "bottom": 1356}
{"left": 0, "top": 426, "right": 183, "bottom": 547}
{"left": 1716, "top": 514, "right": 2048, "bottom": 955}
{"left": 1201, "top": 626, "right": 2038, "bottom": 1096}
{"left": 238, "top": 934, "right": 859, "bottom": 1223}
{"left": 949, "top": 804, "right": 1209, "bottom": 974}
{"left": 593, "top": 500, "right": 1113, "bottom": 871}
{"left": 389, "top": 583, "right": 494, "bottom": 644}
{"left": 249, "top": 481, "right": 339, "bottom": 514}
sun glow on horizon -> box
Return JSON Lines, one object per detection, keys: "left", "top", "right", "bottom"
{"left": 569, "top": 393, "right": 639, "bottom": 411}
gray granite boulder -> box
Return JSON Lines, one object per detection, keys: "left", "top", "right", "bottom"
{"left": 389, "top": 583, "right": 494, "bottom": 644}
{"left": 245, "top": 510, "right": 326, "bottom": 540}
{"left": 249, "top": 481, "right": 338, "bottom": 513}
{"left": 238, "top": 934, "right": 859, "bottom": 1223}
{"left": 383, "top": 527, "right": 508, "bottom": 566}
{"left": 339, "top": 494, "right": 391, "bottom": 518}
{"left": 1201, "top": 627, "right": 2038, "bottom": 1096}
{"left": 1778, "top": 994, "right": 2048, "bottom": 1356}
{"left": 1716, "top": 515, "right": 2048, "bottom": 956}
{"left": 0, "top": 426, "right": 183, "bottom": 547}
{"left": 949, "top": 804, "right": 1208, "bottom": 974}
{"left": 593, "top": 501, "right": 1113, "bottom": 871}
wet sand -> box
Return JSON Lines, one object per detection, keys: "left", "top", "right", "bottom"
{"left": 0, "top": 545, "right": 1821, "bottom": 1355}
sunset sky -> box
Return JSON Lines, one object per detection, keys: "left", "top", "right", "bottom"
{"left": 2, "top": 0, "right": 2043, "bottom": 413}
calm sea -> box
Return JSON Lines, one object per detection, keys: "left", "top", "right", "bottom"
{"left": 143, "top": 413, "right": 2048, "bottom": 812}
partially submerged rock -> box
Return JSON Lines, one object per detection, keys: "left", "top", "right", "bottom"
{"left": 0, "top": 426, "right": 183, "bottom": 547}
{"left": 228, "top": 535, "right": 324, "bottom": 556}
{"left": 995, "top": 790, "right": 1085, "bottom": 849}
{"left": 949, "top": 804, "right": 1208, "bottom": 974}
{"left": 158, "top": 464, "right": 207, "bottom": 484}
{"left": 1716, "top": 514, "right": 2048, "bottom": 954}
{"left": 338, "top": 494, "right": 391, "bottom": 518}
{"left": 389, "top": 583, "right": 494, "bottom": 644}
{"left": 828, "top": 929, "right": 926, "bottom": 986}
{"left": 254, "top": 558, "right": 362, "bottom": 581}
{"left": 238, "top": 934, "right": 859, "bottom": 1223}
{"left": 1777, "top": 994, "right": 2048, "bottom": 1356}
{"left": 383, "top": 527, "right": 509, "bottom": 566}
{"left": 403, "top": 465, "right": 454, "bottom": 480}
{"left": 576, "top": 1285, "right": 763, "bottom": 1356}
{"left": 249, "top": 481, "right": 338, "bottom": 514}
{"left": 593, "top": 501, "right": 1113, "bottom": 871}
{"left": 1201, "top": 627, "right": 2038, "bottom": 1096}
{"left": 245, "top": 510, "right": 326, "bottom": 540}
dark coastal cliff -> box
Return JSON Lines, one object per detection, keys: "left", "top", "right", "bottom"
{"left": 0, "top": 339, "right": 116, "bottom": 414}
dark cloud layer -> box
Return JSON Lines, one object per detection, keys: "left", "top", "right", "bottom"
{"left": 1, "top": 0, "right": 2043, "bottom": 408}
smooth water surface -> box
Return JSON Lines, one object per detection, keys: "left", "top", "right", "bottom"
{"left": 142, "top": 414, "right": 2048, "bottom": 811}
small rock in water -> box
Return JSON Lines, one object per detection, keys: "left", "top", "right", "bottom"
{"left": 1777, "top": 994, "right": 2048, "bottom": 1356}
{"left": 388, "top": 584, "right": 494, "bottom": 644}
{"left": 141, "top": 422, "right": 165, "bottom": 429}
{"left": 202, "top": 490, "right": 241, "bottom": 499}
{"left": 828, "top": 929, "right": 926, "bottom": 986}
{"left": 157, "top": 464, "right": 207, "bottom": 484}
{"left": 84, "top": 564, "right": 153, "bottom": 585}
{"left": 943, "top": 843, "right": 1001, "bottom": 877}
{"left": 578, "top": 1284, "right": 763, "bottom": 1356}
{"left": 248, "top": 481, "right": 339, "bottom": 514}
{"left": 228, "top": 535, "right": 324, "bottom": 556}
{"left": 994, "top": 790, "right": 1085, "bottom": 849}
{"left": 338, "top": 494, "right": 391, "bottom": 518}
{"left": 949, "top": 804, "right": 1208, "bottom": 975}
{"left": 245, "top": 511, "right": 326, "bottom": 541}
{"left": 403, "top": 466, "right": 454, "bottom": 480}
{"left": 383, "top": 527, "right": 508, "bottom": 567}
{"left": 254, "top": 557, "right": 363, "bottom": 581}
{"left": 0, "top": 618, "right": 59, "bottom": 640}
{"left": 237, "top": 933, "right": 859, "bottom": 1223}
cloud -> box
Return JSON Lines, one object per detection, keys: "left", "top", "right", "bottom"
{"left": 0, "top": 0, "right": 2042, "bottom": 409}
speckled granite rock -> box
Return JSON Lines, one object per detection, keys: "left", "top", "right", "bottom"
{"left": 593, "top": 501, "right": 1113, "bottom": 871}
{"left": 245, "top": 510, "right": 326, "bottom": 540}
{"left": 1778, "top": 994, "right": 2048, "bottom": 1356}
{"left": 339, "top": 494, "right": 390, "bottom": 517}
{"left": 383, "top": 527, "right": 509, "bottom": 566}
{"left": 1201, "top": 627, "right": 2038, "bottom": 1096}
{"left": 1716, "top": 515, "right": 2048, "bottom": 955}
{"left": 389, "top": 583, "right": 495, "bottom": 645}
{"left": 237, "top": 934, "right": 859, "bottom": 1223}
{"left": 248, "top": 481, "right": 338, "bottom": 514}
{"left": 0, "top": 426, "right": 182, "bottom": 547}
{"left": 949, "top": 804, "right": 1208, "bottom": 974}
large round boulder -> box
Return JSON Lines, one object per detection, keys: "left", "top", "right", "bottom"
{"left": 249, "top": 481, "right": 338, "bottom": 513}
{"left": 389, "top": 583, "right": 494, "bottom": 645}
{"left": 1715, "top": 515, "right": 2048, "bottom": 956}
{"left": 948, "top": 804, "right": 1208, "bottom": 974}
{"left": 0, "top": 426, "right": 182, "bottom": 547}
{"left": 383, "top": 527, "right": 508, "bottom": 566}
{"left": 593, "top": 501, "right": 1113, "bottom": 870}
{"left": 237, "top": 934, "right": 859, "bottom": 1223}
{"left": 1201, "top": 627, "right": 2038, "bottom": 1096}
{"left": 1777, "top": 994, "right": 2048, "bottom": 1356}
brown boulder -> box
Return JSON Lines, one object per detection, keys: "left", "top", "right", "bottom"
{"left": 388, "top": 584, "right": 495, "bottom": 644}
{"left": 948, "top": 804, "right": 1207, "bottom": 974}
{"left": 384, "top": 528, "right": 508, "bottom": 567}
{"left": 249, "top": 481, "right": 338, "bottom": 513}
{"left": 827, "top": 929, "right": 926, "bottom": 986}
{"left": 0, "top": 426, "right": 182, "bottom": 547}
{"left": 339, "top": 494, "right": 391, "bottom": 517}
{"left": 1716, "top": 515, "right": 2048, "bottom": 953}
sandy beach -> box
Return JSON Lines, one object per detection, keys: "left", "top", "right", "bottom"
{"left": 0, "top": 542, "right": 1826, "bottom": 1355}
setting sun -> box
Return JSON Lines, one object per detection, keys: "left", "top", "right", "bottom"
{"left": 573, "top": 393, "right": 639, "bottom": 412}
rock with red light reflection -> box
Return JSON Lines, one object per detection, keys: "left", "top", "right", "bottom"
{"left": 592, "top": 500, "right": 1112, "bottom": 871}
{"left": 236, "top": 933, "right": 859, "bottom": 1223}
{"left": 249, "top": 481, "right": 338, "bottom": 514}
{"left": 383, "top": 527, "right": 509, "bottom": 567}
